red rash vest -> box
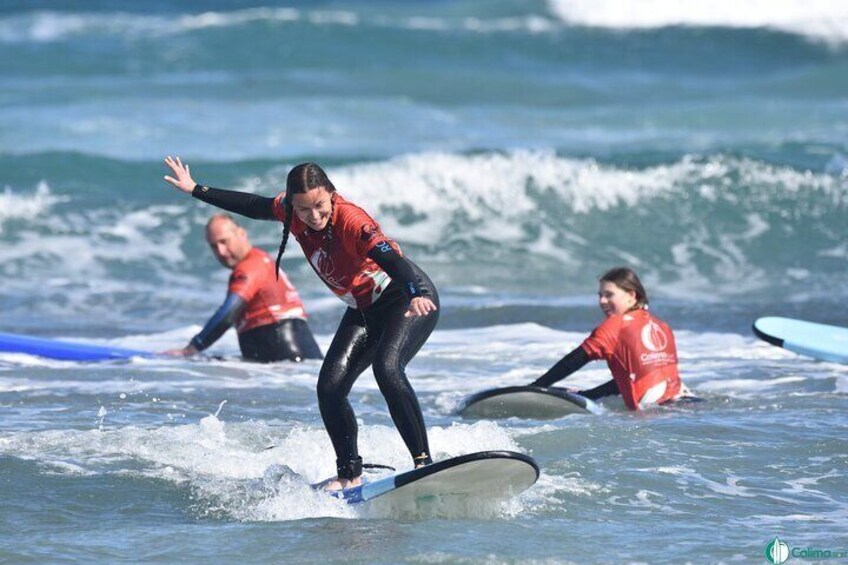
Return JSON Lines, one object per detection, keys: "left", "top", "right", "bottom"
{"left": 580, "top": 308, "right": 681, "bottom": 410}
{"left": 228, "top": 247, "right": 307, "bottom": 333}
{"left": 273, "top": 193, "right": 397, "bottom": 310}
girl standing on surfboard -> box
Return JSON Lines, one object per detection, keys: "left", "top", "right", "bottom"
{"left": 163, "top": 157, "right": 438, "bottom": 491}
{"left": 531, "top": 267, "right": 691, "bottom": 410}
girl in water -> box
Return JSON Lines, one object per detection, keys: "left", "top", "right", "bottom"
{"left": 531, "top": 267, "right": 690, "bottom": 410}
{"left": 164, "top": 157, "right": 438, "bottom": 490}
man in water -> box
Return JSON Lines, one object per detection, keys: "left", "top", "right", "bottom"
{"left": 166, "top": 214, "right": 322, "bottom": 362}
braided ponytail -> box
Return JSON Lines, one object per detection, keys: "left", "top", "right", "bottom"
{"left": 274, "top": 201, "right": 292, "bottom": 280}
{"left": 323, "top": 192, "right": 336, "bottom": 256}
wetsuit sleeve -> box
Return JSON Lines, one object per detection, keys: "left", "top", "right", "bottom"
{"left": 191, "top": 184, "right": 277, "bottom": 221}
{"left": 367, "top": 244, "right": 424, "bottom": 302}
{"left": 530, "top": 346, "right": 591, "bottom": 387}
{"left": 189, "top": 293, "right": 247, "bottom": 351}
{"left": 579, "top": 379, "right": 620, "bottom": 400}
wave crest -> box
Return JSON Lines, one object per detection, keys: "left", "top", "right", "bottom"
{"left": 547, "top": 0, "right": 848, "bottom": 45}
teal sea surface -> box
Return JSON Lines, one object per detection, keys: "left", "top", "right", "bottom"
{"left": 1, "top": 1, "right": 847, "bottom": 563}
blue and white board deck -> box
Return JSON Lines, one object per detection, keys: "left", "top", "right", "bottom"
{"left": 320, "top": 451, "right": 539, "bottom": 505}
{"left": 753, "top": 317, "right": 848, "bottom": 364}
{"left": 0, "top": 332, "right": 150, "bottom": 361}
{"left": 458, "top": 386, "right": 601, "bottom": 419}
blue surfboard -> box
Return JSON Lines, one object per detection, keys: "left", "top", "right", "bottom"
{"left": 318, "top": 451, "right": 539, "bottom": 505}
{"left": 753, "top": 317, "right": 848, "bottom": 364}
{"left": 0, "top": 332, "right": 151, "bottom": 361}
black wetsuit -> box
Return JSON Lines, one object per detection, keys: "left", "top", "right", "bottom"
{"left": 530, "top": 346, "right": 620, "bottom": 400}
{"left": 190, "top": 292, "right": 322, "bottom": 363}
{"left": 318, "top": 261, "right": 438, "bottom": 478}
{"left": 192, "top": 184, "right": 437, "bottom": 478}
{"left": 239, "top": 318, "right": 322, "bottom": 362}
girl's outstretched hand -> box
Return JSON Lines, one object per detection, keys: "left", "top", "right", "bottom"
{"left": 405, "top": 296, "right": 438, "bottom": 318}
{"left": 163, "top": 156, "right": 197, "bottom": 194}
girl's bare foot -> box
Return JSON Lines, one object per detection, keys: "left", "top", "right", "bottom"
{"left": 322, "top": 476, "right": 362, "bottom": 492}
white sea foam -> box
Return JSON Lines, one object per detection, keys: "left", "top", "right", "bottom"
{"left": 3, "top": 325, "right": 825, "bottom": 404}
{"left": 336, "top": 150, "right": 682, "bottom": 222}
{"left": 642, "top": 465, "right": 759, "bottom": 499}
{"left": 310, "top": 152, "right": 843, "bottom": 250}
{"left": 0, "top": 415, "right": 529, "bottom": 521}
{"left": 0, "top": 8, "right": 567, "bottom": 44}
{"left": 607, "top": 489, "right": 683, "bottom": 513}
{"left": 2, "top": 315, "right": 843, "bottom": 534}
{"left": 0, "top": 200, "right": 193, "bottom": 280}
{"left": 4, "top": 318, "right": 843, "bottom": 420}
{"left": 735, "top": 475, "right": 848, "bottom": 533}
{"left": 547, "top": 0, "right": 848, "bottom": 45}
{"left": 511, "top": 471, "right": 606, "bottom": 517}
{"left": 698, "top": 376, "right": 807, "bottom": 396}
{"left": 0, "top": 9, "right": 296, "bottom": 42}
{"left": 5, "top": 4, "right": 847, "bottom": 44}
{"left": 818, "top": 243, "right": 848, "bottom": 259}
{"left": 643, "top": 465, "right": 697, "bottom": 476}
{"left": 0, "top": 182, "right": 64, "bottom": 234}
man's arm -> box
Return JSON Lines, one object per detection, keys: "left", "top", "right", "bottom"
{"left": 182, "top": 293, "right": 247, "bottom": 354}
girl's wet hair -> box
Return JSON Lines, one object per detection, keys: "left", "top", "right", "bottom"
{"left": 274, "top": 163, "right": 337, "bottom": 277}
{"left": 599, "top": 266, "right": 649, "bottom": 308}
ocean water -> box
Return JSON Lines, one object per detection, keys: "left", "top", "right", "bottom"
{"left": 1, "top": 1, "right": 847, "bottom": 563}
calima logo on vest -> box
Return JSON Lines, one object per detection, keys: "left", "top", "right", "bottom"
{"left": 310, "top": 249, "right": 344, "bottom": 290}
{"left": 641, "top": 320, "right": 668, "bottom": 352}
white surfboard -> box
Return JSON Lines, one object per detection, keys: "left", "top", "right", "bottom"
{"left": 319, "top": 451, "right": 539, "bottom": 505}
{"left": 458, "top": 386, "right": 602, "bottom": 419}
{"left": 753, "top": 317, "right": 848, "bottom": 364}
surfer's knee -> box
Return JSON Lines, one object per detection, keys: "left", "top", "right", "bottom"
{"left": 371, "top": 353, "right": 403, "bottom": 388}
{"left": 317, "top": 364, "right": 347, "bottom": 404}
